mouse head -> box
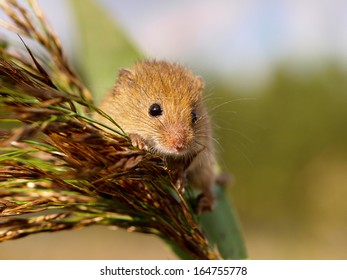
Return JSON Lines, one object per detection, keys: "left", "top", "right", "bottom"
{"left": 112, "top": 60, "right": 208, "bottom": 158}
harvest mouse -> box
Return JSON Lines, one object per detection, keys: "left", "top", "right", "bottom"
{"left": 96, "top": 60, "right": 217, "bottom": 212}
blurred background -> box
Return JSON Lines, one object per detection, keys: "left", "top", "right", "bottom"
{"left": 1, "top": 0, "right": 347, "bottom": 259}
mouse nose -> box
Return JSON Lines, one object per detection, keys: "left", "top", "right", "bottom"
{"left": 171, "top": 138, "right": 185, "bottom": 152}
{"left": 166, "top": 127, "right": 192, "bottom": 153}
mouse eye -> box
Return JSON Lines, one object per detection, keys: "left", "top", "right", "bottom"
{"left": 149, "top": 103, "right": 163, "bottom": 117}
{"left": 191, "top": 111, "right": 198, "bottom": 123}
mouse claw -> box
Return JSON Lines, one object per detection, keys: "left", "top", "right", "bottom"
{"left": 128, "top": 133, "right": 148, "bottom": 151}
{"left": 175, "top": 175, "right": 185, "bottom": 193}
{"left": 172, "top": 165, "right": 186, "bottom": 193}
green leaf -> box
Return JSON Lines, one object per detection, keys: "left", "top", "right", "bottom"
{"left": 200, "top": 186, "right": 248, "bottom": 259}
{"left": 69, "top": 0, "right": 143, "bottom": 103}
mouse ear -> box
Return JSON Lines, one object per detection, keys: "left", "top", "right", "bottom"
{"left": 117, "top": 68, "right": 134, "bottom": 83}
{"left": 195, "top": 76, "right": 205, "bottom": 91}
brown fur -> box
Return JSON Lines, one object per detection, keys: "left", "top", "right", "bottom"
{"left": 96, "top": 60, "right": 216, "bottom": 211}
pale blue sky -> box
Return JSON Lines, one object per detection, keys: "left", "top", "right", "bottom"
{"left": 3, "top": 0, "right": 347, "bottom": 88}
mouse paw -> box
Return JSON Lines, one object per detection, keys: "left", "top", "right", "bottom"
{"left": 128, "top": 133, "right": 148, "bottom": 151}
{"left": 172, "top": 165, "right": 186, "bottom": 193}
{"left": 215, "top": 172, "right": 233, "bottom": 187}
{"left": 175, "top": 174, "right": 186, "bottom": 193}
{"left": 196, "top": 192, "right": 215, "bottom": 214}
